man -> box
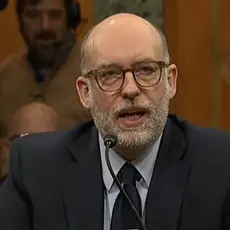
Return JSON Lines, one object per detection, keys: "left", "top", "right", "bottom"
{"left": 1, "top": 13, "right": 230, "bottom": 230}
{"left": 0, "top": 0, "right": 91, "bottom": 136}
{"left": 9, "top": 102, "right": 58, "bottom": 139}
{"left": 0, "top": 102, "right": 58, "bottom": 187}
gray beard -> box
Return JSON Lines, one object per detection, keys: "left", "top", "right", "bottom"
{"left": 90, "top": 89, "right": 170, "bottom": 153}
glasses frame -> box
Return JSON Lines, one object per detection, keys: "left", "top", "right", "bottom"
{"left": 84, "top": 61, "right": 170, "bottom": 92}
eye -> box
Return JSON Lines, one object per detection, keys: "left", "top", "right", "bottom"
{"left": 98, "top": 69, "right": 122, "bottom": 86}
{"left": 100, "top": 69, "right": 121, "bottom": 78}
{"left": 135, "top": 63, "right": 160, "bottom": 76}
{"left": 24, "top": 9, "right": 40, "bottom": 19}
{"left": 48, "top": 10, "right": 64, "bottom": 19}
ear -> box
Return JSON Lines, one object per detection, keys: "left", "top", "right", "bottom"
{"left": 166, "top": 64, "right": 178, "bottom": 98}
{"left": 76, "top": 76, "right": 92, "bottom": 109}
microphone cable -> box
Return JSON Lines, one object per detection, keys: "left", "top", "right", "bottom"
{"left": 104, "top": 134, "right": 147, "bottom": 230}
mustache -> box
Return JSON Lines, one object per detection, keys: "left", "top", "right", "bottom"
{"left": 35, "top": 31, "right": 56, "bottom": 41}
{"left": 112, "top": 100, "right": 153, "bottom": 115}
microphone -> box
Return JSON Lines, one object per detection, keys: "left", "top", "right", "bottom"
{"left": 103, "top": 134, "right": 147, "bottom": 230}
{"left": 104, "top": 134, "right": 117, "bottom": 148}
{"left": 0, "top": 0, "right": 8, "bottom": 11}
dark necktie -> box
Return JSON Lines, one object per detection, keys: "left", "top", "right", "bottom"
{"left": 111, "top": 162, "right": 142, "bottom": 230}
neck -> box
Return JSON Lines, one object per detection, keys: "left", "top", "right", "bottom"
{"left": 113, "top": 142, "right": 154, "bottom": 162}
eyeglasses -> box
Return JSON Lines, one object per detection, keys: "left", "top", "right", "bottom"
{"left": 84, "top": 61, "right": 169, "bottom": 92}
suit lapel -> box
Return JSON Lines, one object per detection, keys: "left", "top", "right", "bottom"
{"left": 61, "top": 124, "right": 104, "bottom": 230}
{"left": 145, "top": 117, "right": 191, "bottom": 230}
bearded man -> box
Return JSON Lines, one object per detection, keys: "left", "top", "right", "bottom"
{"left": 1, "top": 13, "right": 230, "bottom": 230}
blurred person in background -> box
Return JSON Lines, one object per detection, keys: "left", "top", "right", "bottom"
{"left": 0, "top": 102, "right": 58, "bottom": 187}
{"left": 0, "top": 0, "right": 91, "bottom": 140}
{"left": 9, "top": 101, "right": 58, "bottom": 139}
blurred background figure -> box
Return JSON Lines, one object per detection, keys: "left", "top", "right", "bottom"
{"left": 8, "top": 102, "right": 58, "bottom": 140}
{"left": 0, "top": 0, "right": 91, "bottom": 143}
{"left": 0, "top": 102, "right": 58, "bottom": 187}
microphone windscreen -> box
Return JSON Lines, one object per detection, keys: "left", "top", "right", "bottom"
{"left": 103, "top": 134, "right": 118, "bottom": 148}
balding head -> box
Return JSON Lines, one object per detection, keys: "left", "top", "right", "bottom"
{"left": 9, "top": 102, "right": 58, "bottom": 139}
{"left": 0, "top": 103, "right": 58, "bottom": 179}
{"left": 80, "top": 13, "right": 170, "bottom": 75}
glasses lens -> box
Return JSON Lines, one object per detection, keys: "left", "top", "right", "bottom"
{"left": 97, "top": 68, "right": 123, "bottom": 91}
{"left": 134, "top": 62, "right": 161, "bottom": 87}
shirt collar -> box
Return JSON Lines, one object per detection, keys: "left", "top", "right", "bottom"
{"left": 99, "top": 133, "right": 162, "bottom": 191}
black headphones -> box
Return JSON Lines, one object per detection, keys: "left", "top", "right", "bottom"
{"left": 67, "top": 0, "right": 81, "bottom": 29}
{"left": 16, "top": 0, "right": 81, "bottom": 29}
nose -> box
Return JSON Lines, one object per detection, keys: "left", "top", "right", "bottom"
{"left": 40, "top": 14, "right": 50, "bottom": 30}
{"left": 120, "top": 72, "right": 140, "bottom": 98}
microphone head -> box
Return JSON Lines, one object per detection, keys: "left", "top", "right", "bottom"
{"left": 103, "top": 134, "right": 118, "bottom": 148}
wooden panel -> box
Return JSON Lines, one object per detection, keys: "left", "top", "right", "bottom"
{"left": 0, "top": 0, "right": 94, "bottom": 62}
{"left": 218, "top": 0, "right": 230, "bottom": 130}
{"left": 164, "top": 0, "right": 212, "bottom": 127}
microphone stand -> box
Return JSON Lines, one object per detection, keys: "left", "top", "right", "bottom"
{"left": 104, "top": 141, "right": 147, "bottom": 230}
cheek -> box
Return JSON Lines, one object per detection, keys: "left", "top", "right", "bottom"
{"left": 21, "top": 26, "right": 36, "bottom": 41}
{"left": 142, "top": 82, "right": 168, "bottom": 103}
{"left": 91, "top": 90, "right": 118, "bottom": 111}
{"left": 53, "top": 25, "right": 65, "bottom": 36}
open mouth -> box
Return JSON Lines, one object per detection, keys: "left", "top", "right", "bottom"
{"left": 117, "top": 108, "right": 148, "bottom": 126}
{"left": 118, "top": 110, "right": 146, "bottom": 119}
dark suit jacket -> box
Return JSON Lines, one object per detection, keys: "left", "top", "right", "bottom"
{"left": 0, "top": 178, "right": 4, "bottom": 188}
{"left": 1, "top": 115, "right": 230, "bottom": 230}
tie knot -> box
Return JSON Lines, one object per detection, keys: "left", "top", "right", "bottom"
{"left": 119, "top": 163, "right": 141, "bottom": 185}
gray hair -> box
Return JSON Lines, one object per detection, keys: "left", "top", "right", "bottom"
{"left": 80, "top": 26, "right": 96, "bottom": 76}
{"left": 154, "top": 25, "right": 171, "bottom": 64}
{"left": 80, "top": 22, "right": 170, "bottom": 76}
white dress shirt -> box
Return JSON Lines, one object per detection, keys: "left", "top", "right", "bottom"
{"left": 99, "top": 134, "right": 162, "bottom": 230}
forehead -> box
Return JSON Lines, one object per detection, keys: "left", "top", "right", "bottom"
{"left": 23, "top": 0, "right": 65, "bottom": 10}
{"left": 90, "top": 23, "right": 164, "bottom": 68}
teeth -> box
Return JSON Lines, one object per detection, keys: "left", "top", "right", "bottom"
{"left": 124, "top": 110, "right": 142, "bottom": 115}
{"left": 124, "top": 114, "right": 141, "bottom": 120}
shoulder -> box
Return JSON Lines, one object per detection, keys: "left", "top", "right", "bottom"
{"left": 0, "top": 52, "right": 27, "bottom": 90}
{"left": 0, "top": 51, "right": 26, "bottom": 75}
{"left": 172, "top": 115, "right": 230, "bottom": 161}
{"left": 181, "top": 117, "right": 230, "bottom": 145}
{"left": 11, "top": 120, "right": 95, "bottom": 162}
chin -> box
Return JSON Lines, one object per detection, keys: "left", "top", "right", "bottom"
{"left": 115, "top": 129, "right": 155, "bottom": 149}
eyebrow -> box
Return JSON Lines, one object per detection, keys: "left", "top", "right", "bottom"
{"left": 96, "top": 58, "right": 160, "bottom": 69}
